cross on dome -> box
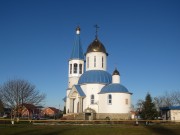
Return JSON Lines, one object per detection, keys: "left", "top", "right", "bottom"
{"left": 94, "top": 24, "right": 99, "bottom": 39}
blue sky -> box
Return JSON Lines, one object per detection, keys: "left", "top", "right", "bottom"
{"left": 0, "top": 0, "right": 180, "bottom": 109}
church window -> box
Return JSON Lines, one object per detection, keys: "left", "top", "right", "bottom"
{"left": 79, "top": 64, "right": 82, "bottom": 74}
{"left": 94, "top": 56, "right": 96, "bottom": 67}
{"left": 87, "top": 57, "right": 89, "bottom": 68}
{"left": 125, "top": 99, "right": 128, "bottom": 105}
{"left": 102, "top": 57, "right": 104, "bottom": 68}
{"left": 91, "top": 94, "right": 94, "bottom": 104}
{"left": 70, "top": 64, "right": 72, "bottom": 74}
{"left": 74, "top": 63, "right": 78, "bottom": 73}
{"left": 108, "top": 94, "right": 112, "bottom": 104}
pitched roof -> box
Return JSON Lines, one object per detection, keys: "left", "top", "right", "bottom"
{"left": 48, "top": 107, "right": 59, "bottom": 113}
{"left": 22, "top": 103, "right": 37, "bottom": 110}
{"left": 160, "top": 106, "right": 180, "bottom": 110}
{"left": 74, "top": 85, "right": 86, "bottom": 97}
{"left": 21, "top": 103, "right": 39, "bottom": 113}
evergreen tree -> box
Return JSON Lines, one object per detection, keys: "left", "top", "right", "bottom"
{"left": 63, "top": 106, "right": 66, "bottom": 114}
{"left": 140, "top": 93, "right": 158, "bottom": 120}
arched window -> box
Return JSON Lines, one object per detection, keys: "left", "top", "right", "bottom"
{"left": 74, "top": 63, "right": 78, "bottom": 73}
{"left": 87, "top": 57, "right": 89, "bottom": 68}
{"left": 125, "top": 99, "right": 128, "bottom": 105}
{"left": 108, "top": 94, "right": 112, "bottom": 104}
{"left": 79, "top": 64, "right": 82, "bottom": 74}
{"left": 70, "top": 64, "right": 72, "bottom": 74}
{"left": 91, "top": 94, "right": 94, "bottom": 104}
{"left": 102, "top": 56, "right": 104, "bottom": 68}
{"left": 94, "top": 56, "right": 96, "bottom": 67}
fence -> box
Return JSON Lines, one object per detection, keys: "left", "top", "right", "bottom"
{"left": 0, "top": 118, "right": 180, "bottom": 126}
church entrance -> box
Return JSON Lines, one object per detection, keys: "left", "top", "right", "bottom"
{"left": 85, "top": 113, "right": 91, "bottom": 120}
{"left": 84, "top": 107, "right": 96, "bottom": 120}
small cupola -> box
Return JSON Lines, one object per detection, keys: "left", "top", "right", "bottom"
{"left": 112, "top": 68, "right": 120, "bottom": 83}
{"left": 113, "top": 68, "right": 120, "bottom": 76}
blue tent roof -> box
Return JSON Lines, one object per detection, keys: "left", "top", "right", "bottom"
{"left": 70, "top": 34, "right": 84, "bottom": 60}
{"left": 74, "top": 85, "right": 86, "bottom": 97}
{"left": 99, "top": 83, "right": 131, "bottom": 94}
{"left": 160, "top": 106, "right": 180, "bottom": 110}
{"left": 78, "top": 70, "right": 112, "bottom": 84}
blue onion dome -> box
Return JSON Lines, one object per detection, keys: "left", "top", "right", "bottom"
{"left": 78, "top": 70, "right": 112, "bottom": 84}
{"left": 86, "top": 38, "right": 108, "bottom": 55}
{"left": 113, "top": 68, "right": 120, "bottom": 75}
{"left": 99, "top": 83, "right": 131, "bottom": 94}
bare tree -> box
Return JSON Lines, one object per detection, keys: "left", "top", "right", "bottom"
{"left": 135, "top": 99, "right": 144, "bottom": 118}
{"left": 0, "top": 79, "right": 46, "bottom": 117}
{"left": 171, "top": 91, "right": 180, "bottom": 105}
{"left": 154, "top": 91, "right": 180, "bottom": 108}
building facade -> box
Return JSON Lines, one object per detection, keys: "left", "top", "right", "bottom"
{"left": 64, "top": 26, "right": 132, "bottom": 120}
{"left": 160, "top": 106, "right": 180, "bottom": 121}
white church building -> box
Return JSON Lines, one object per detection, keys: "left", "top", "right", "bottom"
{"left": 64, "top": 26, "right": 132, "bottom": 120}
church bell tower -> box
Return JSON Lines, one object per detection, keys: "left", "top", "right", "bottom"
{"left": 68, "top": 26, "right": 84, "bottom": 89}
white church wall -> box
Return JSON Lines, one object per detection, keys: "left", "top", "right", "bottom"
{"left": 73, "top": 94, "right": 79, "bottom": 113}
{"left": 80, "top": 84, "right": 87, "bottom": 111}
{"left": 86, "top": 52, "right": 107, "bottom": 71}
{"left": 99, "top": 93, "right": 131, "bottom": 113}
{"left": 81, "top": 84, "right": 105, "bottom": 113}
{"left": 68, "top": 77, "right": 79, "bottom": 88}
{"left": 66, "top": 89, "right": 71, "bottom": 113}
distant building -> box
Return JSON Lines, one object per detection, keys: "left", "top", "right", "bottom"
{"left": 160, "top": 106, "right": 180, "bottom": 121}
{"left": 20, "top": 103, "right": 40, "bottom": 119}
{"left": 64, "top": 26, "right": 133, "bottom": 120}
{"left": 42, "top": 107, "right": 59, "bottom": 117}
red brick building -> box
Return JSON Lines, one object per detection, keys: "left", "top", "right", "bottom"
{"left": 42, "top": 107, "right": 59, "bottom": 117}
{"left": 19, "top": 103, "right": 40, "bottom": 119}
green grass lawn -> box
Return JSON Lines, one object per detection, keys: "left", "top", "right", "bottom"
{"left": 0, "top": 123, "right": 180, "bottom": 135}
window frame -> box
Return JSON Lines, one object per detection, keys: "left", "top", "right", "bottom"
{"left": 73, "top": 63, "right": 78, "bottom": 73}
{"left": 70, "top": 64, "right": 72, "bottom": 74}
{"left": 79, "top": 64, "right": 82, "bottom": 74}
{"left": 94, "top": 56, "right": 96, "bottom": 67}
{"left": 125, "top": 99, "right": 128, "bottom": 105}
{"left": 91, "top": 94, "right": 95, "bottom": 104}
{"left": 108, "top": 94, "right": 112, "bottom": 105}
{"left": 87, "top": 57, "right": 89, "bottom": 68}
{"left": 102, "top": 56, "right": 104, "bottom": 68}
